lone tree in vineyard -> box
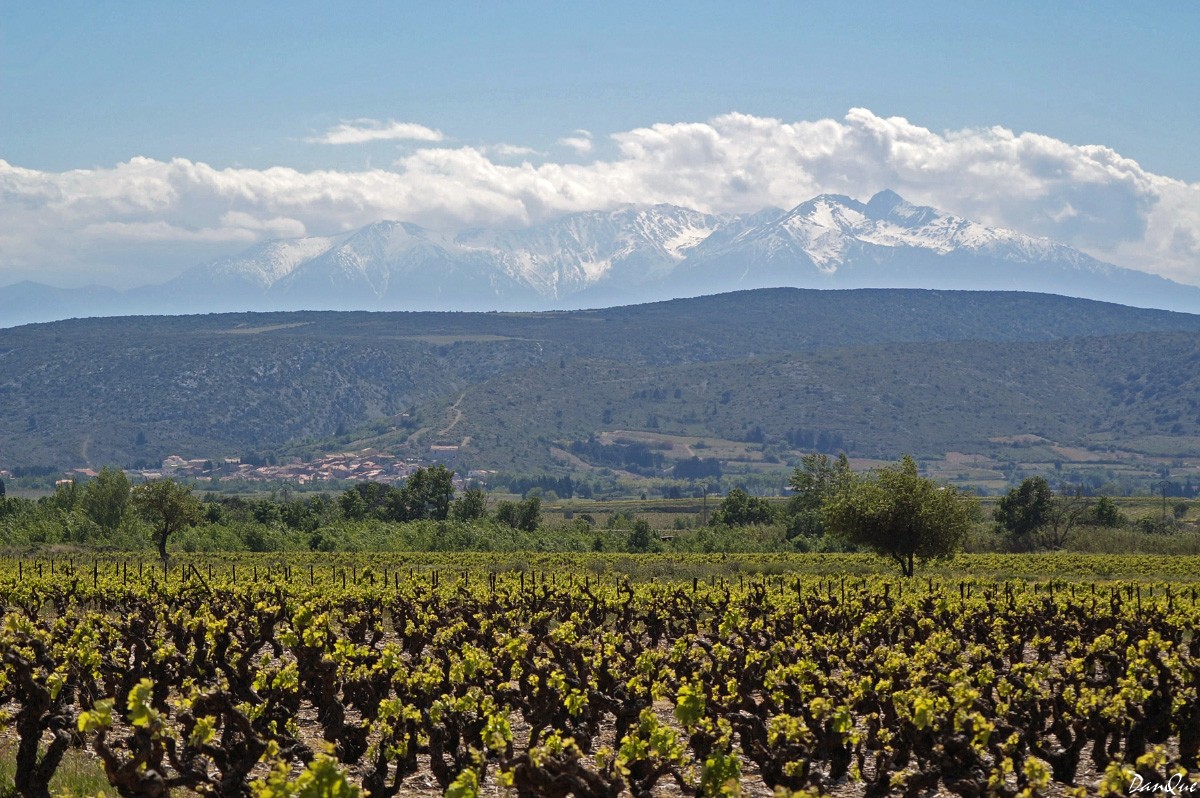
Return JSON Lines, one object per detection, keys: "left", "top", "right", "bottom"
{"left": 132, "top": 478, "right": 202, "bottom": 561}
{"left": 823, "top": 454, "right": 974, "bottom": 577}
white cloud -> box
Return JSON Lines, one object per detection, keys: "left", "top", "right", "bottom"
{"left": 557, "top": 129, "right": 593, "bottom": 155}
{"left": 219, "top": 211, "right": 307, "bottom": 238}
{"left": 307, "top": 119, "right": 445, "bottom": 145}
{"left": 82, "top": 220, "right": 258, "bottom": 243}
{"left": 2, "top": 109, "right": 1199, "bottom": 288}
{"left": 485, "top": 143, "right": 540, "bottom": 158}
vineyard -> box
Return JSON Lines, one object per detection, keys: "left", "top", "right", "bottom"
{"left": 0, "top": 553, "right": 1198, "bottom": 796}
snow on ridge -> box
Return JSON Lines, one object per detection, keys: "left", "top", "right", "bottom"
{"left": 804, "top": 195, "right": 867, "bottom": 232}
{"left": 175, "top": 191, "right": 1141, "bottom": 302}
{"left": 783, "top": 193, "right": 1088, "bottom": 266}
{"left": 662, "top": 226, "right": 714, "bottom": 259}
{"left": 200, "top": 235, "right": 339, "bottom": 288}
{"left": 684, "top": 190, "right": 1125, "bottom": 280}
{"left": 449, "top": 204, "right": 722, "bottom": 293}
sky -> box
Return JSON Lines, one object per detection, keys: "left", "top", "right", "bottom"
{"left": 2, "top": 1, "right": 1199, "bottom": 290}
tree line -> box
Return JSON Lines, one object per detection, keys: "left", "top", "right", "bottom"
{"left": 0, "top": 458, "right": 1190, "bottom": 572}
{"left": 0, "top": 465, "right": 544, "bottom": 557}
{"left": 704, "top": 454, "right": 1190, "bottom": 575}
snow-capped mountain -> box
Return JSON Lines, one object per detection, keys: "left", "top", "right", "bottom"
{"left": 169, "top": 234, "right": 345, "bottom": 292}
{"left": 149, "top": 205, "right": 728, "bottom": 311}
{"left": 4, "top": 190, "right": 1198, "bottom": 326}
{"left": 667, "top": 190, "right": 1168, "bottom": 302}
{"left": 268, "top": 221, "right": 538, "bottom": 309}
{"left": 456, "top": 204, "right": 726, "bottom": 298}
{"left": 147, "top": 220, "right": 538, "bottom": 312}
{"left": 692, "top": 189, "right": 1104, "bottom": 268}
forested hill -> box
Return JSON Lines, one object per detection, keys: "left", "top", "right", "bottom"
{"left": 2, "top": 288, "right": 1199, "bottom": 476}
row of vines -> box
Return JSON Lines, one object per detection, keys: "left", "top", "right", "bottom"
{"left": 0, "top": 556, "right": 1197, "bottom": 796}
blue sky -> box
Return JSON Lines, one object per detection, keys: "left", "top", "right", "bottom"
{"left": 6, "top": 2, "right": 1195, "bottom": 175}
{"left": 2, "top": 2, "right": 1199, "bottom": 288}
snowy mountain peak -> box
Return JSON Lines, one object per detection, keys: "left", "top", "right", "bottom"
{"left": 864, "top": 188, "right": 905, "bottom": 214}
{"left": 173, "top": 234, "right": 341, "bottom": 291}
{"left": 129, "top": 189, "right": 1199, "bottom": 317}
{"left": 783, "top": 193, "right": 863, "bottom": 224}
{"left": 864, "top": 189, "right": 940, "bottom": 227}
{"left": 710, "top": 189, "right": 1081, "bottom": 266}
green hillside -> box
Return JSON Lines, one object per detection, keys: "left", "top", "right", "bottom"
{"left": 398, "top": 332, "right": 1200, "bottom": 487}
{"left": 1, "top": 288, "right": 1199, "bottom": 492}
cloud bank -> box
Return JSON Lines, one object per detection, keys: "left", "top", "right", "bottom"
{"left": 2, "top": 108, "right": 1198, "bottom": 288}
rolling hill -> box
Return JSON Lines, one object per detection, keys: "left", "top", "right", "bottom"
{"left": 2, "top": 288, "right": 1199, "bottom": 491}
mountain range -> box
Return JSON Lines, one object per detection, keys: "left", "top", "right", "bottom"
{"left": 3, "top": 190, "right": 1197, "bottom": 327}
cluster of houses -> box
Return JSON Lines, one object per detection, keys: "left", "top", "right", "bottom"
{"left": 45, "top": 446, "right": 491, "bottom": 489}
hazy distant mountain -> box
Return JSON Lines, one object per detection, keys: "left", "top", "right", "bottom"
{"left": 0, "top": 281, "right": 132, "bottom": 328}
{"left": 4, "top": 190, "right": 1198, "bottom": 326}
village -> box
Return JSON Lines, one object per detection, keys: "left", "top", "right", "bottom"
{"left": 15, "top": 445, "right": 492, "bottom": 491}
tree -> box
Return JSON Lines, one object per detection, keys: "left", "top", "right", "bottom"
{"left": 783, "top": 453, "right": 851, "bottom": 539}
{"left": 1092, "top": 495, "right": 1126, "bottom": 528}
{"left": 339, "top": 482, "right": 392, "bottom": 521}
{"left": 450, "top": 487, "right": 487, "bottom": 522}
{"left": 495, "top": 496, "right": 541, "bottom": 532}
{"left": 132, "top": 479, "right": 202, "bottom": 561}
{"left": 711, "top": 488, "right": 775, "bottom": 526}
{"left": 673, "top": 456, "right": 722, "bottom": 480}
{"left": 516, "top": 495, "right": 542, "bottom": 531}
{"left": 400, "top": 465, "right": 455, "bottom": 521}
{"left": 994, "top": 477, "right": 1053, "bottom": 538}
{"left": 627, "top": 519, "right": 658, "bottom": 552}
{"left": 1038, "top": 487, "right": 1090, "bottom": 550}
{"left": 381, "top": 466, "right": 456, "bottom": 522}
{"left": 0, "top": 478, "right": 5, "bottom": 498}
{"left": 47, "top": 480, "right": 81, "bottom": 514}
{"left": 823, "top": 455, "right": 974, "bottom": 577}
{"left": 82, "top": 466, "right": 131, "bottom": 533}
{"left": 996, "top": 478, "right": 1088, "bottom": 550}
{"left": 494, "top": 501, "right": 519, "bottom": 529}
